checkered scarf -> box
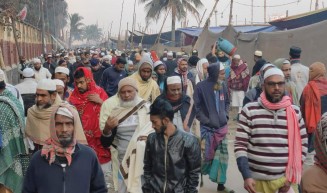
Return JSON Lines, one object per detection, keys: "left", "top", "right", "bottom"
{"left": 315, "top": 112, "right": 327, "bottom": 173}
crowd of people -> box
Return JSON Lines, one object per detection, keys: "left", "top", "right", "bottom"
{"left": 0, "top": 44, "right": 326, "bottom": 193}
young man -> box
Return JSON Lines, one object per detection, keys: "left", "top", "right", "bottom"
{"left": 142, "top": 98, "right": 201, "bottom": 193}
{"left": 23, "top": 104, "right": 106, "bottom": 193}
{"left": 235, "top": 68, "right": 308, "bottom": 193}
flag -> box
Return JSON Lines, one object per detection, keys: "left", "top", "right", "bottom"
{"left": 17, "top": 5, "right": 27, "bottom": 21}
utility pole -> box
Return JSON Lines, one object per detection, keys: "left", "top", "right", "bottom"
{"left": 229, "top": 0, "right": 234, "bottom": 26}
{"left": 118, "top": 0, "right": 125, "bottom": 50}
{"left": 215, "top": 10, "right": 218, "bottom": 26}
{"left": 315, "top": 0, "right": 319, "bottom": 10}
{"left": 251, "top": 0, "right": 253, "bottom": 24}
{"left": 41, "top": 0, "right": 46, "bottom": 54}
{"left": 264, "top": 0, "right": 267, "bottom": 23}
{"left": 131, "top": 0, "right": 137, "bottom": 49}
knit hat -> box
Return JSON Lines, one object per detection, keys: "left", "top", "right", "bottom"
{"left": 264, "top": 68, "right": 285, "bottom": 80}
{"left": 118, "top": 77, "right": 138, "bottom": 93}
{"left": 139, "top": 55, "right": 153, "bottom": 69}
{"left": 55, "top": 66, "right": 70, "bottom": 76}
{"left": 37, "top": 79, "right": 56, "bottom": 91}
{"left": 23, "top": 68, "right": 35, "bottom": 78}
{"left": 289, "top": 46, "right": 302, "bottom": 58}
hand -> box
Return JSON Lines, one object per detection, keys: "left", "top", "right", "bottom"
{"left": 104, "top": 116, "right": 119, "bottom": 134}
{"left": 87, "top": 94, "right": 103, "bottom": 104}
{"left": 278, "top": 182, "right": 291, "bottom": 193}
{"left": 244, "top": 178, "right": 256, "bottom": 193}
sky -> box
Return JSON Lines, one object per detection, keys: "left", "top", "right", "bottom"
{"left": 66, "top": 0, "right": 322, "bottom": 37}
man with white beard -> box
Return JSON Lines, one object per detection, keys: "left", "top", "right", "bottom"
{"left": 99, "top": 77, "right": 154, "bottom": 193}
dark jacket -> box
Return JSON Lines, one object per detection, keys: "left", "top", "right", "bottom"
{"left": 100, "top": 67, "right": 127, "bottom": 97}
{"left": 22, "top": 143, "right": 107, "bottom": 193}
{"left": 165, "top": 59, "right": 177, "bottom": 77}
{"left": 142, "top": 129, "right": 201, "bottom": 193}
{"left": 193, "top": 63, "right": 230, "bottom": 129}
{"left": 43, "top": 61, "right": 57, "bottom": 75}
{"left": 92, "top": 66, "right": 106, "bottom": 86}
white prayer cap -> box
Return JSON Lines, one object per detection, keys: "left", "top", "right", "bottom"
{"left": 153, "top": 60, "right": 164, "bottom": 69}
{"left": 167, "top": 76, "right": 182, "bottom": 85}
{"left": 167, "top": 52, "right": 173, "bottom": 56}
{"left": 254, "top": 50, "right": 263, "bottom": 57}
{"left": 53, "top": 79, "right": 65, "bottom": 88}
{"left": 219, "top": 63, "right": 225, "bottom": 71}
{"left": 116, "top": 51, "right": 121, "bottom": 56}
{"left": 233, "top": 54, "right": 241, "bottom": 59}
{"left": 262, "top": 63, "right": 275, "bottom": 71}
{"left": 37, "top": 79, "right": 56, "bottom": 91}
{"left": 103, "top": 55, "right": 112, "bottom": 61}
{"left": 47, "top": 54, "right": 52, "bottom": 58}
{"left": 56, "top": 107, "right": 73, "bottom": 119}
{"left": 264, "top": 68, "right": 285, "bottom": 80}
{"left": 22, "top": 68, "right": 35, "bottom": 78}
{"left": 55, "top": 66, "right": 70, "bottom": 76}
{"left": 32, "top": 58, "right": 41, "bottom": 64}
{"left": 0, "top": 69, "right": 5, "bottom": 82}
{"left": 283, "top": 60, "right": 290, "bottom": 64}
{"left": 127, "top": 60, "right": 133, "bottom": 65}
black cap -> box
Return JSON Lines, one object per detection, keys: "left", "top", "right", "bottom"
{"left": 289, "top": 46, "right": 302, "bottom": 58}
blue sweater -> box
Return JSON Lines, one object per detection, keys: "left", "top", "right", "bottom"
{"left": 100, "top": 67, "right": 127, "bottom": 96}
{"left": 193, "top": 63, "right": 230, "bottom": 129}
{"left": 22, "top": 144, "right": 107, "bottom": 193}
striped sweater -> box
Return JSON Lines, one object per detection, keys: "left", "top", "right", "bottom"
{"left": 234, "top": 101, "right": 308, "bottom": 181}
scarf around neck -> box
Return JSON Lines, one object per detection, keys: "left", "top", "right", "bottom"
{"left": 259, "top": 92, "right": 302, "bottom": 184}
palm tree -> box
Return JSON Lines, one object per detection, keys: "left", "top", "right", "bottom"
{"left": 83, "top": 24, "right": 103, "bottom": 44}
{"left": 69, "top": 13, "right": 84, "bottom": 48}
{"left": 139, "top": 0, "right": 203, "bottom": 46}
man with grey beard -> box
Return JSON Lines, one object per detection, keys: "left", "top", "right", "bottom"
{"left": 25, "top": 79, "right": 63, "bottom": 152}
{"left": 99, "top": 77, "right": 154, "bottom": 193}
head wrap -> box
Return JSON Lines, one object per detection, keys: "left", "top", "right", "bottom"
{"left": 264, "top": 68, "right": 285, "bottom": 80}
{"left": 139, "top": 55, "right": 154, "bottom": 69}
{"left": 196, "top": 58, "right": 209, "bottom": 83}
{"left": 167, "top": 76, "right": 182, "bottom": 85}
{"left": 41, "top": 104, "right": 81, "bottom": 166}
{"left": 22, "top": 68, "right": 35, "bottom": 78}
{"left": 118, "top": 77, "right": 138, "bottom": 93}
{"left": 309, "top": 62, "right": 327, "bottom": 81}
{"left": 37, "top": 79, "right": 56, "bottom": 91}
{"left": 55, "top": 66, "right": 70, "bottom": 76}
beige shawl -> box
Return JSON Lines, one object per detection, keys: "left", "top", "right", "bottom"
{"left": 25, "top": 94, "right": 87, "bottom": 145}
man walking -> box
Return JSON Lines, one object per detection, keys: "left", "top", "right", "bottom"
{"left": 100, "top": 77, "right": 154, "bottom": 193}
{"left": 194, "top": 63, "right": 232, "bottom": 193}
{"left": 235, "top": 68, "right": 308, "bottom": 193}
{"left": 142, "top": 98, "right": 201, "bottom": 193}
{"left": 23, "top": 104, "right": 107, "bottom": 193}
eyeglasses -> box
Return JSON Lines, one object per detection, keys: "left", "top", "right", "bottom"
{"left": 265, "top": 81, "right": 285, "bottom": 87}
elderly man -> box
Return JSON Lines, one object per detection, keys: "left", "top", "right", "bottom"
{"left": 69, "top": 67, "right": 111, "bottom": 166}
{"left": 130, "top": 57, "right": 160, "bottom": 103}
{"left": 33, "top": 58, "right": 52, "bottom": 82}
{"left": 100, "top": 77, "right": 153, "bottom": 193}
{"left": 194, "top": 63, "right": 232, "bottom": 193}
{"left": 100, "top": 57, "right": 127, "bottom": 96}
{"left": 53, "top": 79, "right": 65, "bottom": 100}
{"left": 301, "top": 112, "right": 327, "bottom": 193}
{"left": 142, "top": 98, "right": 201, "bottom": 193}
{"left": 23, "top": 104, "right": 106, "bottom": 193}
{"left": 0, "top": 74, "right": 29, "bottom": 193}
{"left": 289, "top": 46, "right": 309, "bottom": 97}
{"left": 15, "top": 68, "right": 37, "bottom": 116}
{"left": 228, "top": 54, "right": 250, "bottom": 117}
{"left": 156, "top": 76, "right": 196, "bottom": 132}
{"left": 54, "top": 66, "right": 72, "bottom": 100}
{"left": 300, "top": 62, "right": 327, "bottom": 165}
{"left": 235, "top": 68, "right": 308, "bottom": 193}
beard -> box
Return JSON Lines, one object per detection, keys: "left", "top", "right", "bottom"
{"left": 265, "top": 90, "right": 285, "bottom": 103}
{"left": 36, "top": 101, "right": 52, "bottom": 109}
{"left": 155, "top": 123, "right": 167, "bottom": 134}
{"left": 119, "top": 96, "right": 141, "bottom": 108}
{"left": 58, "top": 136, "right": 73, "bottom": 147}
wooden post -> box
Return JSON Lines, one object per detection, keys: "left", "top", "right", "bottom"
{"left": 229, "top": 0, "right": 234, "bottom": 26}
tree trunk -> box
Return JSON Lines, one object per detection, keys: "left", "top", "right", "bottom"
{"left": 171, "top": 7, "right": 176, "bottom": 47}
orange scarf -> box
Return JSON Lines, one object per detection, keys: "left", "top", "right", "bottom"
{"left": 260, "top": 92, "right": 302, "bottom": 184}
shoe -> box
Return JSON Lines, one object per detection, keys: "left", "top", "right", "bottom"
{"left": 217, "top": 187, "right": 235, "bottom": 193}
